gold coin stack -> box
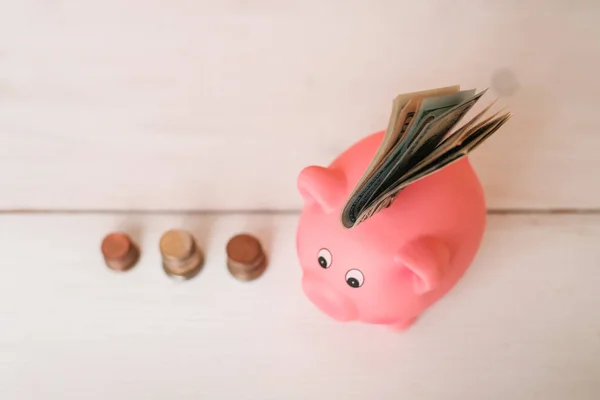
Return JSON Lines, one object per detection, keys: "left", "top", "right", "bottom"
{"left": 159, "top": 229, "right": 204, "bottom": 280}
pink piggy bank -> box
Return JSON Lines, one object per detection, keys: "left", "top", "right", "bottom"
{"left": 296, "top": 130, "right": 486, "bottom": 331}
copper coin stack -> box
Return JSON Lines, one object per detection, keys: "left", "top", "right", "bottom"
{"left": 101, "top": 232, "right": 140, "bottom": 272}
{"left": 226, "top": 233, "right": 267, "bottom": 281}
{"left": 159, "top": 229, "right": 204, "bottom": 280}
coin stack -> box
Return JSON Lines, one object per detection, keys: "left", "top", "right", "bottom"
{"left": 159, "top": 229, "right": 204, "bottom": 280}
{"left": 101, "top": 232, "right": 140, "bottom": 272}
{"left": 226, "top": 233, "right": 268, "bottom": 281}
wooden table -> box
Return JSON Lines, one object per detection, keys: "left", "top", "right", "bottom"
{"left": 1, "top": 2, "right": 599, "bottom": 399}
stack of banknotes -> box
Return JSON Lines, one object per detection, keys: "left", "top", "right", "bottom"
{"left": 340, "top": 85, "right": 511, "bottom": 229}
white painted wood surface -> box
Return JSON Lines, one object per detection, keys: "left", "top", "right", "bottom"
{"left": 1, "top": 1, "right": 599, "bottom": 210}
{"left": 1, "top": 213, "right": 599, "bottom": 399}
{"left": 1, "top": 1, "right": 599, "bottom": 398}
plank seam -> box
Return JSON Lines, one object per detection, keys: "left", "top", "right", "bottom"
{"left": 1, "top": 208, "right": 600, "bottom": 215}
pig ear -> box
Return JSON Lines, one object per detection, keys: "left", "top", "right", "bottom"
{"left": 394, "top": 237, "right": 451, "bottom": 295}
{"left": 297, "top": 166, "right": 346, "bottom": 213}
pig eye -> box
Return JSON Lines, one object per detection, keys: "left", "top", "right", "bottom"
{"left": 317, "top": 248, "right": 332, "bottom": 269}
{"left": 345, "top": 269, "right": 364, "bottom": 288}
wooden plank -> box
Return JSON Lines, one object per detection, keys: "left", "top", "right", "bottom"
{"left": 0, "top": 213, "right": 598, "bottom": 399}
{"left": 0, "top": 1, "right": 599, "bottom": 210}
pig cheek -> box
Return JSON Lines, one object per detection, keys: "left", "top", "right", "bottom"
{"left": 301, "top": 271, "right": 358, "bottom": 322}
{"left": 355, "top": 272, "right": 411, "bottom": 324}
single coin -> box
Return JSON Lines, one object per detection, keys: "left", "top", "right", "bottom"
{"left": 226, "top": 233, "right": 268, "bottom": 281}
{"left": 101, "top": 232, "right": 140, "bottom": 272}
{"left": 159, "top": 230, "right": 204, "bottom": 280}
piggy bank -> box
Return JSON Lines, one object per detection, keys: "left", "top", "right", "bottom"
{"left": 296, "top": 130, "right": 486, "bottom": 331}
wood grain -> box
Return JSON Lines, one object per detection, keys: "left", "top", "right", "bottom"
{"left": 0, "top": 1, "right": 599, "bottom": 210}
{"left": 0, "top": 213, "right": 598, "bottom": 399}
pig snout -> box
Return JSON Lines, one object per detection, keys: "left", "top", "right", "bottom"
{"left": 302, "top": 273, "right": 357, "bottom": 322}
